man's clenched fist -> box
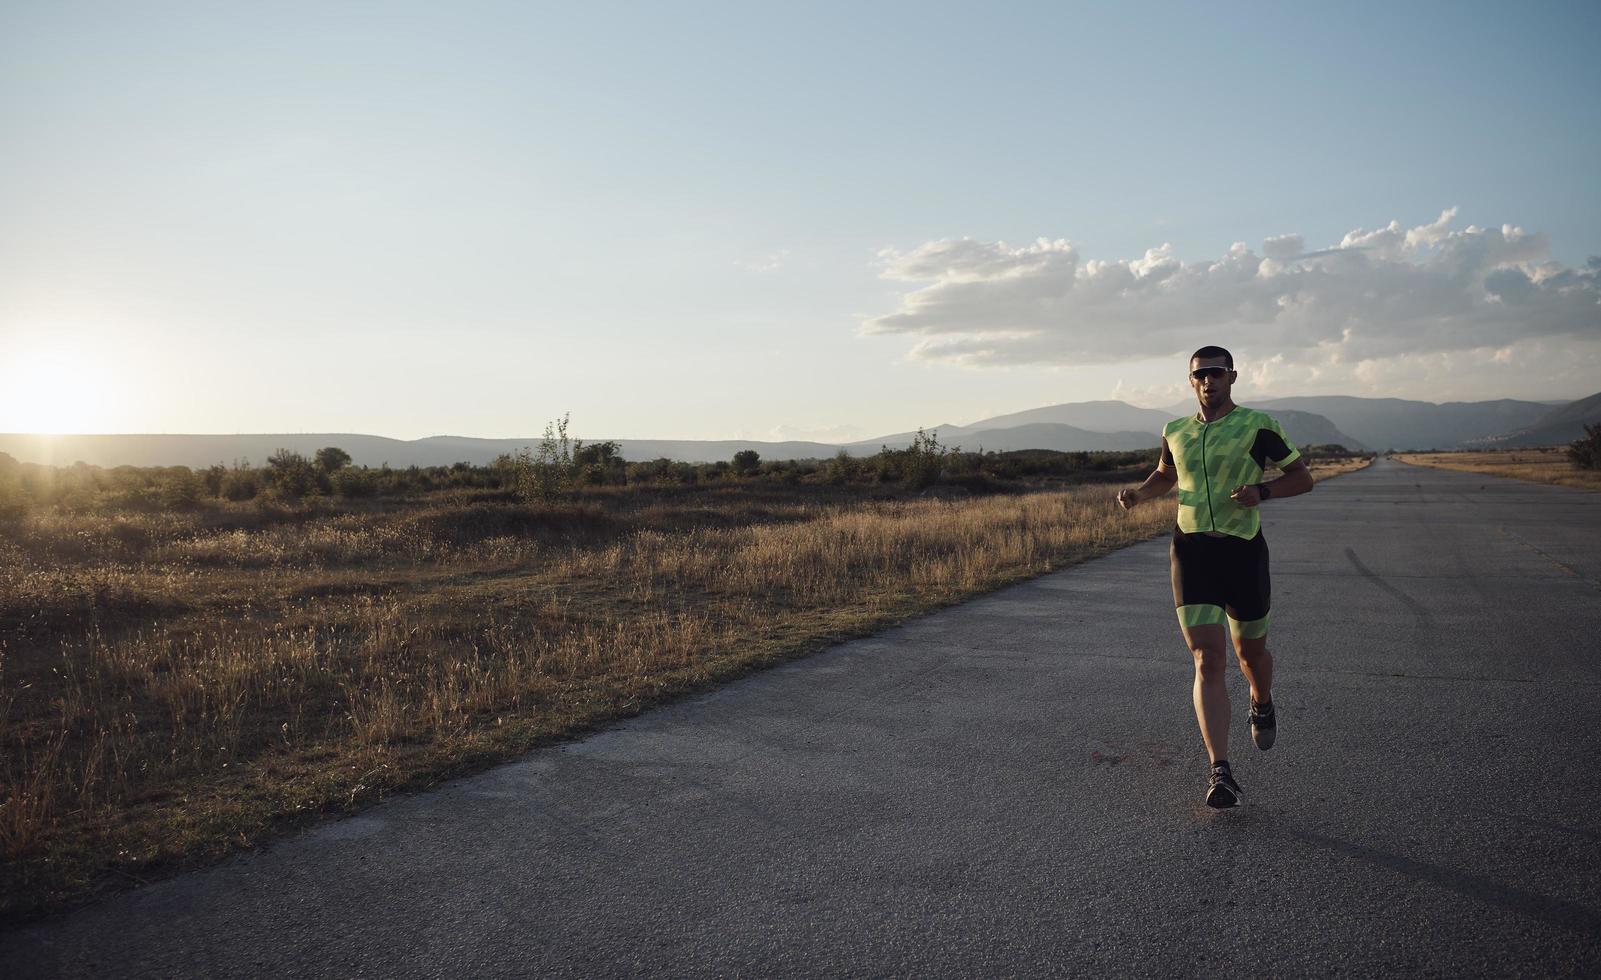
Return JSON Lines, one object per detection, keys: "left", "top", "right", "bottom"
{"left": 1116, "top": 487, "right": 1140, "bottom": 511}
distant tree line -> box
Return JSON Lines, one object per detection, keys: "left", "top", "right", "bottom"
{"left": 0, "top": 448, "right": 1161, "bottom": 520}
{"left": 0, "top": 414, "right": 1242, "bottom": 517}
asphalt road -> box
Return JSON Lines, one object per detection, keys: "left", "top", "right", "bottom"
{"left": 6, "top": 457, "right": 1601, "bottom": 977}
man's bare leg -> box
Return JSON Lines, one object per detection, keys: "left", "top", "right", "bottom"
{"left": 1234, "top": 630, "right": 1277, "bottom": 750}
{"left": 1233, "top": 634, "right": 1273, "bottom": 705}
{"left": 1183, "top": 623, "right": 1231, "bottom": 764}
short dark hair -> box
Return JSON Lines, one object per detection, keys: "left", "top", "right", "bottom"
{"left": 1190, "top": 345, "right": 1233, "bottom": 369}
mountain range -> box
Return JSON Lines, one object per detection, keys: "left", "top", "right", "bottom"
{"left": 1, "top": 392, "right": 1596, "bottom": 469}
{"left": 845, "top": 403, "right": 1363, "bottom": 456}
{"left": 1249, "top": 396, "right": 1559, "bottom": 452}
{"left": 1467, "top": 392, "right": 1601, "bottom": 448}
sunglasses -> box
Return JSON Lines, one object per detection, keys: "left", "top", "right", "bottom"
{"left": 1189, "top": 367, "right": 1231, "bottom": 381}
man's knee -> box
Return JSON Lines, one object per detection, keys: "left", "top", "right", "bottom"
{"left": 1234, "top": 637, "right": 1272, "bottom": 664}
{"left": 1190, "top": 644, "right": 1227, "bottom": 680}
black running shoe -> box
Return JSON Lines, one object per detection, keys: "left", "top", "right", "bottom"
{"left": 1205, "top": 764, "right": 1241, "bottom": 808}
{"left": 1249, "top": 699, "right": 1277, "bottom": 751}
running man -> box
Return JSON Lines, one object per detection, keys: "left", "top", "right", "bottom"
{"left": 1116, "top": 346, "right": 1314, "bottom": 808}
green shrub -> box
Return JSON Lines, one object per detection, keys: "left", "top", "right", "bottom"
{"left": 110, "top": 485, "right": 163, "bottom": 512}
{"left": 626, "top": 457, "right": 674, "bottom": 484}
{"left": 825, "top": 448, "right": 860, "bottom": 485}
{"left": 873, "top": 428, "right": 952, "bottom": 490}
{"left": 574, "top": 440, "right": 625, "bottom": 485}
{"left": 1569, "top": 424, "right": 1601, "bottom": 470}
{"left": 221, "top": 464, "right": 260, "bottom": 501}
{"left": 315, "top": 446, "right": 352, "bottom": 473}
{"left": 0, "top": 474, "right": 29, "bottom": 519}
{"left": 266, "top": 449, "right": 317, "bottom": 500}
{"left": 160, "top": 469, "right": 204, "bottom": 510}
{"left": 513, "top": 413, "right": 582, "bottom": 504}
{"left": 332, "top": 467, "right": 379, "bottom": 499}
{"left": 202, "top": 464, "right": 227, "bottom": 497}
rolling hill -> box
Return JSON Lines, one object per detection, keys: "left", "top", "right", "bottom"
{"left": 919, "top": 423, "right": 1158, "bottom": 454}
{"left": 1469, "top": 391, "right": 1601, "bottom": 447}
{"left": 1248, "top": 396, "right": 1551, "bottom": 451}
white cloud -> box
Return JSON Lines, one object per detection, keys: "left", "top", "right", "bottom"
{"left": 1226, "top": 336, "right": 1601, "bottom": 403}
{"left": 735, "top": 250, "right": 790, "bottom": 272}
{"left": 1262, "top": 234, "right": 1304, "bottom": 261}
{"left": 765, "top": 422, "right": 868, "bottom": 443}
{"left": 1110, "top": 375, "right": 1187, "bottom": 408}
{"left": 862, "top": 210, "right": 1601, "bottom": 370}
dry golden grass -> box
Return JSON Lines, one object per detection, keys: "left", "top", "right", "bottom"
{"left": 1393, "top": 449, "right": 1601, "bottom": 492}
{"left": 1301, "top": 457, "right": 1371, "bottom": 481}
{"left": 0, "top": 458, "right": 1367, "bottom": 919}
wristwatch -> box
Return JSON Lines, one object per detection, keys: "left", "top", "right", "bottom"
{"left": 1256, "top": 482, "right": 1272, "bottom": 500}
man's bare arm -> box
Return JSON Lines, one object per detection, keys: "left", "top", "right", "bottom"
{"left": 1229, "top": 458, "right": 1313, "bottom": 508}
{"left": 1117, "top": 440, "right": 1178, "bottom": 511}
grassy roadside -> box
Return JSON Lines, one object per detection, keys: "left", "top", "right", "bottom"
{"left": 1392, "top": 449, "right": 1601, "bottom": 492}
{"left": 1, "top": 456, "right": 1370, "bottom": 921}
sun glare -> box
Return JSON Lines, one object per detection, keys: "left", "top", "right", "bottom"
{"left": 0, "top": 347, "right": 115, "bottom": 434}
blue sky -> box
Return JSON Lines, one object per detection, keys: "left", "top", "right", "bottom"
{"left": 2, "top": 1, "right": 1598, "bottom": 441}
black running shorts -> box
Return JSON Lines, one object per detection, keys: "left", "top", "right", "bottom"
{"left": 1170, "top": 526, "right": 1271, "bottom": 638}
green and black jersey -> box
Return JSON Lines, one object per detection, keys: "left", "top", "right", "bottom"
{"left": 1161, "top": 407, "right": 1300, "bottom": 540}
